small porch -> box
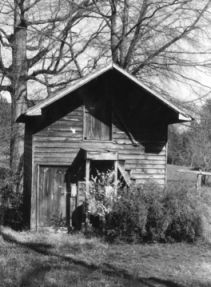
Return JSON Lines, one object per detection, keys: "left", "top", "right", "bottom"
{"left": 66, "top": 149, "right": 131, "bottom": 229}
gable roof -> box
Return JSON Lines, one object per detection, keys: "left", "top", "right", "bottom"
{"left": 19, "top": 63, "right": 192, "bottom": 121}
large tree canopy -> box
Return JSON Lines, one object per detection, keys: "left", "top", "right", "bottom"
{"left": 0, "top": 0, "right": 97, "bottom": 185}
{"left": 0, "top": 0, "right": 210, "bottom": 190}
{"left": 83, "top": 0, "right": 211, "bottom": 96}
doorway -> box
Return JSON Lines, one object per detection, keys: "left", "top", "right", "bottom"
{"left": 38, "top": 166, "right": 67, "bottom": 227}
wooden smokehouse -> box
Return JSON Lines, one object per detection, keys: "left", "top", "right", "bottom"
{"left": 18, "top": 63, "right": 191, "bottom": 229}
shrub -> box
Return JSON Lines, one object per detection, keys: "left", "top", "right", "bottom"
{"left": 0, "top": 167, "right": 10, "bottom": 190}
{"left": 0, "top": 175, "right": 23, "bottom": 230}
{"left": 50, "top": 214, "right": 66, "bottom": 231}
{"left": 104, "top": 184, "right": 159, "bottom": 242}
{"left": 104, "top": 182, "right": 204, "bottom": 243}
{"left": 164, "top": 184, "right": 203, "bottom": 242}
{"left": 104, "top": 188, "right": 147, "bottom": 242}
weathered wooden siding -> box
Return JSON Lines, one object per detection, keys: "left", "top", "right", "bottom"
{"left": 24, "top": 76, "right": 177, "bottom": 230}
{"left": 112, "top": 123, "right": 167, "bottom": 185}
{"left": 32, "top": 104, "right": 167, "bottom": 186}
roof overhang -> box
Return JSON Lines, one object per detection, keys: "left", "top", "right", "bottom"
{"left": 18, "top": 63, "right": 192, "bottom": 122}
{"left": 178, "top": 113, "right": 192, "bottom": 121}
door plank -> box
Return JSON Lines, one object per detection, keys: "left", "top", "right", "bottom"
{"left": 38, "top": 166, "right": 68, "bottom": 227}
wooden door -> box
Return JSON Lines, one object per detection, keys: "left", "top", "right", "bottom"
{"left": 38, "top": 166, "right": 67, "bottom": 227}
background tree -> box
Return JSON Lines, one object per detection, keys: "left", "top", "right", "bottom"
{"left": 168, "top": 124, "right": 193, "bottom": 166}
{"left": 0, "top": 0, "right": 210, "bottom": 191}
{"left": 0, "top": 96, "right": 11, "bottom": 166}
{"left": 168, "top": 99, "right": 211, "bottom": 175}
{"left": 87, "top": 0, "right": 211, "bottom": 94}
{"left": 188, "top": 99, "right": 211, "bottom": 171}
{"left": 0, "top": 0, "right": 98, "bottom": 190}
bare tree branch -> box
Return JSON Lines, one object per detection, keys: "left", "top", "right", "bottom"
{"left": 132, "top": 1, "right": 210, "bottom": 75}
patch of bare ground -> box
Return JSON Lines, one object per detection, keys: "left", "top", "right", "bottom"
{"left": 0, "top": 227, "right": 211, "bottom": 287}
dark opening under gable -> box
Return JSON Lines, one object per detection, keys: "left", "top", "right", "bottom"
{"left": 109, "top": 69, "right": 182, "bottom": 129}
{"left": 18, "top": 63, "right": 192, "bottom": 124}
{"left": 84, "top": 91, "right": 112, "bottom": 141}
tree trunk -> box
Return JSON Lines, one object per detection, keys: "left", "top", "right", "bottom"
{"left": 10, "top": 0, "right": 28, "bottom": 192}
{"left": 110, "top": 1, "right": 119, "bottom": 64}
{"left": 120, "top": 0, "right": 129, "bottom": 66}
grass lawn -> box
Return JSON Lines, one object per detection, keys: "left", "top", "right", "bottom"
{"left": 0, "top": 227, "right": 211, "bottom": 287}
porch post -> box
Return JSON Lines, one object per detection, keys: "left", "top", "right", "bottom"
{"left": 85, "top": 159, "right": 90, "bottom": 231}
{"left": 196, "top": 172, "right": 202, "bottom": 194}
{"left": 114, "top": 160, "right": 118, "bottom": 195}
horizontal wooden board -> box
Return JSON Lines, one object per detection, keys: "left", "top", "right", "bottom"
{"left": 37, "top": 129, "right": 83, "bottom": 136}
{"left": 33, "top": 142, "right": 166, "bottom": 153}
{"left": 125, "top": 163, "right": 165, "bottom": 169}
{"left": 35, "top": 132, "right": 83, "bottom": 138}
{"left": 33, "top": 146, "right": 144, "bottom": 153}
{"left": 33, "top": 141, "right": 117, "bottom": 149}
{"left": 34, "top": 156, "right": 166, "bottom": 169}
{"left": 40, "top": 123, "right": 83, "bottom": 130}
{"left": 113, "top": 139, "right": 137, "bottom": 145}
{"left": 135, "top": 179, "right": 165, "bottom": 185}
{"left": 131, "top": 169, "right": 165, "bottom": 174}
{"left": 134, "top": 174, "right": 165, "bottom": 179}
{"left": 34, "top": 161, "right": 72, "bottom": 166}
{"left": 86, "top": 151, "right": 118, "bottom": 160}
{"left": 33, "top": 134, "right": 166, "bottom": 143}
{"left": 33, "top": 147, "right": 166, "bottom": 155}
{"left": 39, "top": 125, "right": 83, "bottom": 131}
{"left": 118, "top": 154, "right": 166, "bottom": 160}
{"left": 33, "top": 150, "right": 166, "bottom": 159}
{"left": 33, "top": 138, "right": 166, "bottom": 148}
{"left": 34, "top": 156, "right": 165, "bottom": 165}
{"left": 33, "top": 152, "right": 166, "bottom": 161}
{"left": 34, "top": 155, "right": 75, "bottom": 161}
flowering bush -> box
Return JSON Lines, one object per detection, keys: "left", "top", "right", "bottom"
{"left": 85, "top": 168, "right": 119, "bottom": 233}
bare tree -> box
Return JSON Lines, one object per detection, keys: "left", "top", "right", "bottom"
{"left": 0, "top": 0, "right": 98, "bottom": 190}
{"left": 168, "top": 98, "right": 211, "bottom": 177}
{"left": 86, "top": 1, "right": 211, "bottom": 94}
{"left": 0, "top": 0, "right": 210, "bottom": 191}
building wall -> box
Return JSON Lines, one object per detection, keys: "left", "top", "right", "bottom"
{"left": 24, "top": 74, "right": 172, "bottom": 228}
{"left": 31, "top": 105, "right": 167, "bottom": 186}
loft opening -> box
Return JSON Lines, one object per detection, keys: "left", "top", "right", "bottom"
{"left": 83, "top": 93, "right": 112, "bottom": 141}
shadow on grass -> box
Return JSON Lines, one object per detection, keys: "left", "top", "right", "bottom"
{"left": 0, "top": 230, "right": 199, "bottom": 287}
{"left": 20, "top": 264, "right": 186, "bottom": 287}
{"left": 21, "top": 264, "right": 52, "bottom": 287}
{"left": 0, "top": 231, "right": 53, "bottom": 253}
